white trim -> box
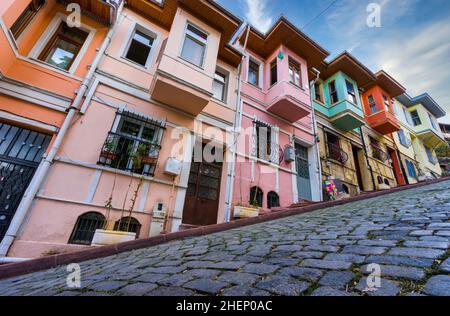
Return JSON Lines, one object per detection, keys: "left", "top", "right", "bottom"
{"left": 0, "top": 79, "right": 71, "bottom": 112}
{"left": 179, "top": 21, "right": 209, "bottom": 69}
{"left": 138, "top": 181, "right": 151, "bottom": 212}
{"left": 85, "top": 170, "right": 102, "bottom": 203}
{"left": 0, "top": 110, "right": 59, "bottom": 133}
{"left": 171, "top": 132, "right": 196, "bottom": 232}
{"left": 120, "top": 21, "right": 160, "bottom": 70}
{"left": 28, "top": 13, "right": 97, "bottom": 74}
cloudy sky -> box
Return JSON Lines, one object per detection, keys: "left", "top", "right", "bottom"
{"left": 217, "top": 0, "right": 450, "bottom": 123}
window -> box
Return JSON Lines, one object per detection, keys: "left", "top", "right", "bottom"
{"left": 345, "top": 80, "right": 357, "bottom": 104}
{"left": 329, "top": 81, "right": 338, "bottom": 104}
{"left": 125, "top": 28, "right": 154, "bottom": 67}
{"left": 250, "top": 186, "right": 263, "bottom": 208}
{"left": 255, "top": 122, "right": 272, "bottom": 161}
{"left": 98, "top": 111, "right": 166, "bottom": 176}
{"left": 370, "top": 137, "right": 388, "bottom": 162}
{"left": 181, "top": 23, "right": 207, "bottom": 67}
{"left": 289, "top": 59, "right": 301, "bottom": 87}
{"left": 428, "top": 113, "right": 439, "bottom": 130}
{"left": 384, "top": 178, "right": 390, "bottom": 186}
{"left": 314, "top": 83, "right": 323, "bottom": 102}
{"left": 38, "top": 21, "right": 88, "bottom": 70}
{"left": 397, "top": 129, "right": 410, "bottom": 148}
{"left": 377, "top": 176, "right": 383, "bottom": 184}
{"left": 403, "top": 108, "right": 414, "bottom": 125}
{"left": 424, "top": 145, "right": 437, "bottom": 164}
{"left": 382, "top": 95, "right": 390, "bottom": 111}
{"left": 270, "top": 60, "right": 278, "bottom": 86}
{"left": 10, "top": 0, "right": 44, "bottom": 39}
{"left": 212, "top": 70, "right": 227, "bottom": 102}
{"left": 267, "top": 192, "right": 280, "bottom": 209}
{"left": 69, "top": 212, "right": 105, "bottom": 245}
{"left": 368, "top": 95, "right": 377, "bottom": 113}
{"left": 410, "top": 110, "right": 422, "bottom": 126}
{"left": 114, "top": 217, "right": 141, "bottom": 238}
{"left": 406, "top": 160, "right": 418, "bottom": 179}
{"left": 326, "top": 132, "right": 347, "bottom": 163}
{"left": 248, "top": 59, "right": 260, "bottom": 87}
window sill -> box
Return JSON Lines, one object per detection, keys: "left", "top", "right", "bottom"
{"left": 178, "top": 55, "right": 205, "bottom": 71}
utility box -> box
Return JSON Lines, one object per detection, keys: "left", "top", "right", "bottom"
{"left": 284, "top": 146, "right": 296, "bottom": 162}
{"left": 164, "top": 157, "right": 182, "bottom": 176}
{"left": 150, "top": 203, "right": 167, "bottom": 237}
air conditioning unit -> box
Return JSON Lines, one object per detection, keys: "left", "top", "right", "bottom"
{"left": 164, "top": 157, "right": 182, "bottom": 176}
{"left": 284, "top": 146, "right": 295, "bottom": 162}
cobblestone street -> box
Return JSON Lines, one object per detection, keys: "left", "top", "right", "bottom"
{"left": 1, "top": 180, "right": 449, "bottom": 296}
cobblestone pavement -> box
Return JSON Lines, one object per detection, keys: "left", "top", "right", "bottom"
{"left": 1, "top": 181, "right": 450, "bottom": 296}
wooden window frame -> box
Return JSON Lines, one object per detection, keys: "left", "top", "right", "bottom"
{"left": 270, "top": 59, "right": 277, "bottom": 86}
{"left": 248, "top": 59, "right": 260, "bottom": 87}
{"left": 328, "top": 81, "right": 338, "bottom": 104}
{"left": 368, "top": 95, "right": 377, "bottom": 113}
{"left": 10, "top": 0, "right": 44, "bottom": 40}
{"left": 289, "top": 58, "right": 301, "bottom": 87}
{"left": 37, "top": 21, "right": 89, "bottom": 71}
{"left": 212, "top": 69, "right": 228, "bottom": 102}
{"left": 345, "top": 80, "right": 357, "bottom": 104}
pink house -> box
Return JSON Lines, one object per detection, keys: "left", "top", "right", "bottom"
{"left": 3, "top": 0, "right": 244, "bottom": 258}
{"left": 231, "top": 18, "right": 329, "bottom": 211}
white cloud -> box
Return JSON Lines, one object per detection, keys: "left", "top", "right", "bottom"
{"left": 242, "top": 0, "right": 274, "bottom": 33}
{"left": 323, "top": 0, "right": 450, "bottom": 123}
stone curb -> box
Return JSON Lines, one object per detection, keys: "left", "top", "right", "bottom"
{"left": 0, "top": 176, "right": 449, "bottom": 281}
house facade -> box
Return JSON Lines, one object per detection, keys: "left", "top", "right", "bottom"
{"left": 0, "top": 1, "right": 448, "bottom": 259}
{"left": 0, "top": 0, "right": 117, "bottom": 257}
{"left": 312, "top": 52, "right": 375, "bottom": 198}
{"left": 396, "top": 93, "right": 447, "bottom": 180}
{"left": 1, "top": 0, "right": 244, "bottom": 258}
{"left": 360, "top": 71, "right": 407, "bottom": 190}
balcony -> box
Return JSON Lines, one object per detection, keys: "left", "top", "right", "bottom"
{"left": 98, "top": 132, "right": 162, "bottom": 176}
{"left": 327, "top": 142, "right": 349, "bottom": 164}
{"left": 328, "top": 100, "right": 366, "bottom": 132}
{"left": 371, "top": 145, "right": 389, "bottom": 162}
{"left": 416, "top": 129, "right": 447, "bottom": 148}
{"left": 150, "top": 50, "right": 213, "bottom": 116}
{"left": 367, "top": 110, "right": 401, "bottom": 135}
{"left": 265, "top": 81, "right": 311, "bottom": 122}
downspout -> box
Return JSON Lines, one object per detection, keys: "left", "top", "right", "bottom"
{"left": 359, "top": 125, "right": 377, "bottom": 191}
{"left": 225, "top": 23, "right": 249, "bottom": 222}
{"left": 0, "top": 2, "right": 125, "bottom": 257}
{"left": 309, "top": 67, "right": 323, "bottom": 202}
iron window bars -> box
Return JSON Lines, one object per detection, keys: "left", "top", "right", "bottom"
{"left": 98, "top": 111, "right": 166, "bottom": 176}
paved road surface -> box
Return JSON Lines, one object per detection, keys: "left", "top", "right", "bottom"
{"left": 1, "top": 180, "right": 449, "bottom": 296}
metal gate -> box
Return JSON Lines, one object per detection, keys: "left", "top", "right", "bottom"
{"left": 0, "top": 123, "right": 52, "bottom": 241}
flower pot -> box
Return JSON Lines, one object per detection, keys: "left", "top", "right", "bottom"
{"left": 100, "top": 151, "right": 117, "bottom": 161}
{"left": 234, "top": 206, "right": 260, "bottom": 219}
{"left": 141, "top": 156, "right": 158, "bottom": 165}
{"left": 91, "top": 229, "right": 136, "bottom": 247}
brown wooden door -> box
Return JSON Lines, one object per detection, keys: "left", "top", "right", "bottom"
{"left": 183, "top": 151, "right": 223, "bottom": 226}
{"left": 352, "top": 146, "right": 364, "bottom": 191}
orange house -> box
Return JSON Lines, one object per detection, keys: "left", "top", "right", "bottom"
{"left": 361, "top": 70, "right": 407, "bottom": 187}
{"left": 0, "top": 0, "right": 118, "bottom": 256}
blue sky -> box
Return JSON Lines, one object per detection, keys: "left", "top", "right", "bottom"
{"left": 217, "top": 0, "right": 450, "bottom": 123}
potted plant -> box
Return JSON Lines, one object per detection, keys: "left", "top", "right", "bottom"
{"left": 233, "top": 201, "right": 260, "bottom": 218}
{"left": 134, "top": 143, "right": 157, "bottom": 166}
{"left": 100, "top": 137, "right": 117, "bottom": 161}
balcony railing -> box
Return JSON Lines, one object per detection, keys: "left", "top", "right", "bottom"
{"left": 371, "top": 145, "right": 389, "bottom": 162}
{"left": 98, "top": 132, "right": 161, "bottom": 176}
{"left": 327, "top": 143, "right": 349, "bottom": 164}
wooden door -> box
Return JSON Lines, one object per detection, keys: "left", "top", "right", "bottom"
{"left": 183, "top": 148, "right": 223, "bottom": 226}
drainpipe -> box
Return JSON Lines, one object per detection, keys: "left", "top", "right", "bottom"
{"left": 0, "top": 2, "right": 125, "bottom": 257}
{"left": 225, "top": 23, "right": 249, "bottom": 222}
{"left": 359, "top": 126, "right": 377, "bottom": 191}
{"left": 309, "top": 67, "right": 323, "bottom": 202}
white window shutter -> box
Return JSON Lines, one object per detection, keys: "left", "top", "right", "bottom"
{"left": 271, "top": 127, "right": 280, "bottom": 164}
{"left": 251, "top": 122, "right": 257, "bottom": 158}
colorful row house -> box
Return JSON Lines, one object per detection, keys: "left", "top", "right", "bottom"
{"left": 0, "top": 0, "right": 447, "bottom": 259}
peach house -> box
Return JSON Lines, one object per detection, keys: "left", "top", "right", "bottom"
{"left": 231, "top": 17, "right": 329, "bottom": 212}
{"left": 2, "top": 0, "right": 244, "bottom": 258}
